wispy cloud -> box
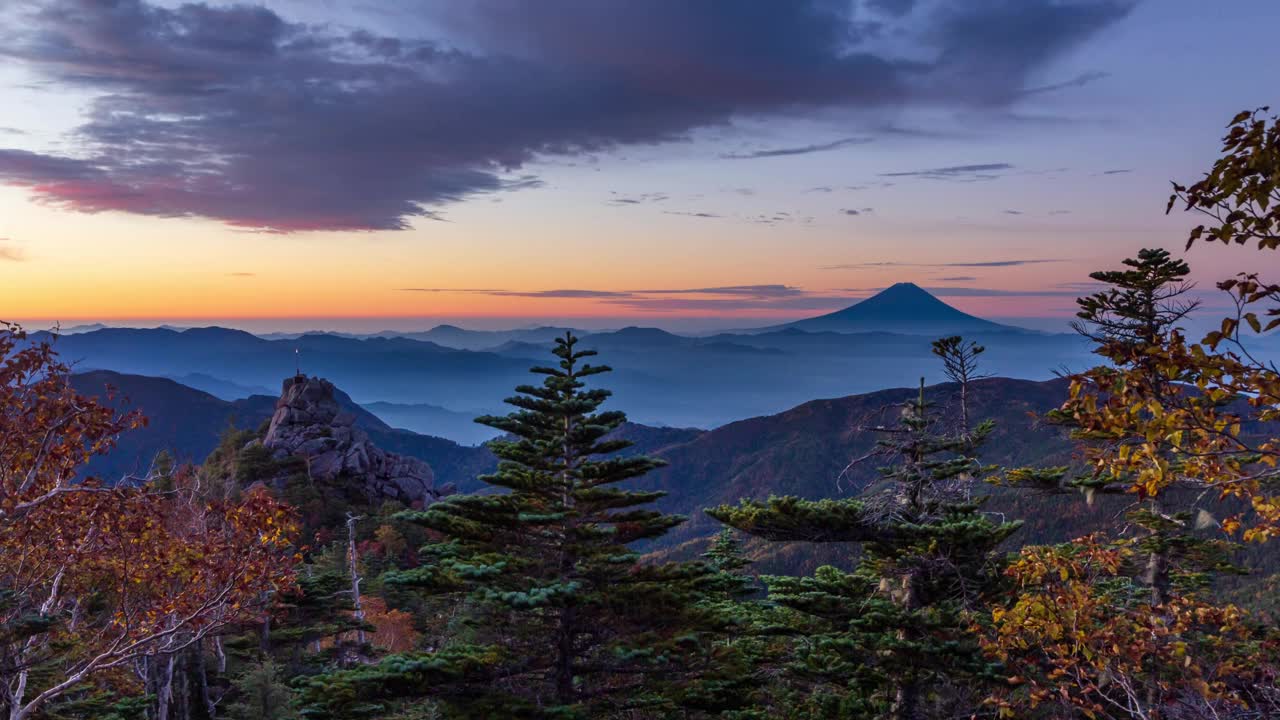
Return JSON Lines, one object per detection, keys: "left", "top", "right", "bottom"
{"left": 822, "top": 258, "right": 1063, "bottom": 270}
{"left": 936, "top": 276, "right": 977, "bottom": 282}
{"left": 842, "top": 285, "right": 1082, "bottom": 298}
{"left": 721, "top": 137, "right": 872, "bottom": 160}
{"left": 402, "top": 289, "right": 635, "bottom": 299}
{"left": 397, "top": 287, "right": 506, "bottom": 293}
{"left": 0, "top": 239, "right": 25, "bottom": 262}
{"left": 925, "top": 287, "right": 1081, "bottom": 297}
{"left": 1003, "top": 209, "right": 1024, "bottom": 215}
{"left": 663, "top": 210, "right": 721, "bottom": 218}
{"left": 631, "top": 285, "right": 805, "bottom": 299}
{"left": 1100, "top": 168, "right": 1133, "bottom": 175}
{"left": 394, "top": 284, "right": 845, "bottom": 311}
{"left": 1018, "top": 70, "right": 1110, "bottom": 96}
{"left": 227, "top": 271, "right": 256, "bottom": 277}
{"left": 607, "top": 192, "right": 668, "bottom": 206}
{"left": 879, "top": 163, "right": 1014, "bottom": 181}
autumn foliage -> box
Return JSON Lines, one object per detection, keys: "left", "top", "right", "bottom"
{"left": 0, "top": 323, "right": 299, "bottom": 720}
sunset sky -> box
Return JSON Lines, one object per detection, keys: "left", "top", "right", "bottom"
{"left": 1, "top": 0, "right": 1278, "bottom": 332}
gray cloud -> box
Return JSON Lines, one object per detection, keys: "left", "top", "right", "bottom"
{"left": 924, "top": 287, "right": 1080, "bottom": 297}
{"left": 663, "top": 210, "right": 722, "bottom": 218}
{"left": 607, "top": 192, "right": 668, "bottom": 206}
{"left": 1100, "top": 168, "right": 1134, "bottom": 175}
{"left": 0, "top": 0, "right": 1134, "bottom": 231}
{"left": 842, "top": 285, "right": 1081, "bottom": 298}
{"left": 1018, "top": 70, "right": 1109, "bottom": 96}
{"left": 879, "top": 162, "right": 1014, "bottom": 181}
{"left": 721, "top": 137, "right": 873, "bottom": 160}
{"left": 1003, "top": 209, "right": 1024, "bottom": 215}
{"left": 396, "top": 284, "right": 829, "bottom": 310}
{"left": 632, "top": 285, "right": 805, "bottom": 299}
{"left": 602, "top": 294, "right": 859, "bottom": 313}
{"left": 936, "top": 275, "right": 977, "bottom": 282}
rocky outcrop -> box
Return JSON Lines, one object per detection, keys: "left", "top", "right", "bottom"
{"left": 256, "top": 374, "right": 445, "bottom": 506}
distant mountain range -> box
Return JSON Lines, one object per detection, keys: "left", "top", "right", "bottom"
{"left": 39, "top": 284, "right": 1100, "bottom": 436}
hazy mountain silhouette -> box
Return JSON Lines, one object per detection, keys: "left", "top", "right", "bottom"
{"left": 773, "top": 282, "right": 1024, "bottom": 335}
{"left": 37, "top": 285, "right": 1101, "bottom": 435}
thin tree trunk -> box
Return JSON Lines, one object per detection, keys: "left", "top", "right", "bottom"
{"left": 157, "top": 654, "right": 177, "bottom": 720}
{"left": 346, "top": 513, "right": 366, "bottom": 651}
{"left": 890, "top": 571, "right": 921, "bottom": 720}
{"left": 555, "top": 607, "right": 576, "bottom": 705}
{"left": 196, "top": 639, "right": 215, "bottom": 720}
{"left": 213, "top": 636, "right": 227, "bottom": 674}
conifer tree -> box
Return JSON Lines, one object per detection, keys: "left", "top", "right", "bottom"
{"left": 298, "top": 333, "right": 735, "bottom": 718}
{"left": 225, "top": 660, "right": 298, "bottom": 720}
{"left": 708, "top": 364, "right": 1020, "bottom": 719}
{"left": 1002, "top": 250, "right": 1239, "bottom": 602}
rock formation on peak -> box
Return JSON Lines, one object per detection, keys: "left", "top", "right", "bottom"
{"left": 257, "top": 374, "right": 446, "bottom": 506}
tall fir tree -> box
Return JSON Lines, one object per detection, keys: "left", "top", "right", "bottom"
{"left": 298, "top": 333, "right": 739, "bottom": 719}
{"left": 709, "top": 360, "right": 1020, "bottom": 719}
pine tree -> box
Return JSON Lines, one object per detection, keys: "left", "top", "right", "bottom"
{"left": 298, "top": 333, "right": 735, "bottom": 718}
{"left": 225, "top": 660, "right": 298, "bottom": 720}
{"left": 709, "top": 366, "right": 1020, "bottom": 719}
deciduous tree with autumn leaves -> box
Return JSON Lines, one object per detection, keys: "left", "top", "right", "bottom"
{"left": 986, "top": 108, "right": 1280, "bottom": 720}
{"left": 0, "top": 323, "right": 300, "bottom": 720}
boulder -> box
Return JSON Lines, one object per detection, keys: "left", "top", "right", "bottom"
{"left": 260, "top": 374, "right": 444, "bottom": 506}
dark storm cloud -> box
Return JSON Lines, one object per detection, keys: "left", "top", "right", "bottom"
{"left": 0, "top": 0, "right": 1134, "bottom": 232}
{"left": 879, "top": 163, "right": 1014, "bottom": 181}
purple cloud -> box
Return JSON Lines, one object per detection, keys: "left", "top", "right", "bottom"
{"left": 0, "top": 0, "right": 1134, "bottom": 232}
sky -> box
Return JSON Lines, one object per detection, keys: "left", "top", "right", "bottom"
{"left": 0, "top": 0, "right": 1278, "bottom": 333}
